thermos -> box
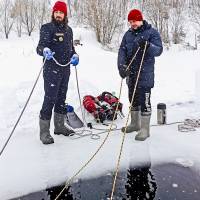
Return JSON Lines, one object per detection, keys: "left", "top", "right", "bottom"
{"left": 66, "top": 104, "right": 84, "bottom": 128}
{"left": 157, "top": 103, "right": 166, "bottom": 125}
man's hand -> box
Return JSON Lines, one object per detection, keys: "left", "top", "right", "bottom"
{"left": 137, "top": 37, "right": 150, "bottom": 50}
{"left": 119, "top": 65, "right": 130, "bottom": 79}
{"left": 43, "top": 47, "right": 55, "bottom": 60}
{"left": 70, "top": 54, "right": 79, "bottom": 66}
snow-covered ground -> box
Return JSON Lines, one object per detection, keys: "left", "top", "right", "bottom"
{"left": 0, "top": 27, "right": 200, "bottom": 200}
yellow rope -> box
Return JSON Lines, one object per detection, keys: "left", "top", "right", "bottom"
{"left": 110, "top": 42, "right": 148, "bottom": 200}
{"left": 54, "top": 80, "right": 123, "bottom": 200}
{"left": 54, "top": 47, "right": 141, "bottom": 200}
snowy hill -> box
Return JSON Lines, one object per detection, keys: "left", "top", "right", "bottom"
{"left": 0, "top": 27, "right": 200, "bottom": 199}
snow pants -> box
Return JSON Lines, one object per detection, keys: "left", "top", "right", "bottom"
{"left": 128, "top": 85, "right": 151, "bottom": 114}
{"left": 40, "top": 63, "right": 70, "bottom": 120}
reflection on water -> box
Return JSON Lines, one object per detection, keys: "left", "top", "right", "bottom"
{"left": 46, "top": 186, "right": 73, "bottom": 200}
{"left": 12, "top": 163, "right": 200, "bottom": 200}
{"left": 126, "top": 166, "right": 157, "bottom": 199}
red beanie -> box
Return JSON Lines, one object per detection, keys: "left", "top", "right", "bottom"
{"left": 53, "top": 1, "right": 67, "bottom": 16}
{"left": 128, "top": 9, "right": 143, "bottom": 21}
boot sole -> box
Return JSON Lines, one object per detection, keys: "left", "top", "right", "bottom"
{"left": 121, "top": 127, "right": 140, "bottom": 133}
{"left": 135, "top": 135, "right": 150, "bottom": 141}
{"left": 54, "top": 132, "right": 74, "bottom": 136}
{"left": 41, "top": 140, "right": 54, "bottom": 145}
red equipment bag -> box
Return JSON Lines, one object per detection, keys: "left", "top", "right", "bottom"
{"left": 83, "top": 92, "right": 123, "bottom": 123}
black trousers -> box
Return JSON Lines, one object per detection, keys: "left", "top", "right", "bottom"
{"left": 40, "top": 64, "right": 70, "bottom": 120}
{"left": 128, "top": 83, "right": 151, "bottom": 114}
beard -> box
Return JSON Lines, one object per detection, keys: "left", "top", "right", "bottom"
{"left": 51, "top": 14, "right": 68, "bottom": 28}
{"left": 55, "top": 16, "right": 63, "bottom": 21}
{"left": 53, "top": 16, "right": 65, "bottom": 26}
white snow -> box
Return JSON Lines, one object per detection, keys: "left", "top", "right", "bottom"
{"left": 172, "top": 183, "right": 178, "bottom": 188}
{"left": 0, "top": 27, "right": 200, "bottom": 199}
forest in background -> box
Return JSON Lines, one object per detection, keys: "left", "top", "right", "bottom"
{"left": 0, "top": 0, "right": 199, "bottom": 49}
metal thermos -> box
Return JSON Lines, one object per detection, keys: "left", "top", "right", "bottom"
{"left": 157, "top": 103, "right": 166, "bottom": 125}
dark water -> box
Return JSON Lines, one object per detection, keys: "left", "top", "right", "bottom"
{"left": 12, "top": 163, "right": 200, "bottom": 200}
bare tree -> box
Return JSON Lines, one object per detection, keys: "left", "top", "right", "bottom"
{"left": 0, "top": 0, "right": 15, "bottom": 39}
{"left": 170, "top": 0, "right": 186, "bottom": 44}
{"left": 131, "top": 0, "right": 187, "bottom": 44}
{"left": 190, "top": 0, "right": 200, "bottom": 33}
{"left": 67, "top": 0, "right": 72, "bottom": 17}
{"left": 83, "top": 0, "right": 128, "bottom": 45}
{"left": 129, "top": 0, "right": 146, "bottom": 10}
{"left": 141, "top": 0, "right": 170, "bottom": 43}
{"left": 13, "top": 0, "right": 23, "bottom": 37}
{"left": 35, "top": 0, "right": 51, "bottom": 29}
{"left": 21, "top": 0, "right": 37, "bottom": 36}
{"left": 70, "top": 0, "right": 85, "bottom": 24}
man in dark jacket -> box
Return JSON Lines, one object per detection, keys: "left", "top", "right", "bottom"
{"left": 36, "top": 1, "right": 79, "bottom": 144}
{"left": 118, "top": 9, "right": 163, "bottom": 141}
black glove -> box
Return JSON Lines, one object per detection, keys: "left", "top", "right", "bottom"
{"left": 119, "top": 65, "right": 130, "bottom": 79}
{"left": 137, "top": 37, "right": 150, "bottom": 50}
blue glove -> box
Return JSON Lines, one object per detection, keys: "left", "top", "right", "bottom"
{"left": 43, "top": 47, "right": 55, "bottom": 60}
{"left": 70, "top": 54, "right": 79, "bottom": 66}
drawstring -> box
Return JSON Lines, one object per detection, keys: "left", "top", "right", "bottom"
{"left": 52, "top": 57, "right": 71, "bottom": 67}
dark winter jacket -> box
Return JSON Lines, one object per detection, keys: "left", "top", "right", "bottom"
{"left": 36, "top": 21, "right": 76, "bottom": 120}
{"left": 118, "top": 20, "right": 163, "bottom": 88}
{"left": 37, "top": 21, "right": 76, "bottom": 66}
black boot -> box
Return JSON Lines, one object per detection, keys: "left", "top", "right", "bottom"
{"left": 39, "top": 118, "right": 54, "bottom": 144}
{"left": 54, "top": 112, "right": 75, "bottom": 136}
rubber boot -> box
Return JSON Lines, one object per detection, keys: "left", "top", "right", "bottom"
{"left": 39, "top": 119, "right": 54, "bottom": 144}
{"left": 135, "top": 113, "right": 151, "bottom": 141}
{"left": 121, "top": 110, "right": 141, "bottom": 133}
{"left": 54, "top": 112, "right": 75, "bottom": 136}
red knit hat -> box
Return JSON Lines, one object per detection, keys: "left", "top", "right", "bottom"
{"left": 128, "top": 9, "right": 143, "bottom": 21}
{"left": 53, "top": 1, "right": 67, "bottom": 16}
